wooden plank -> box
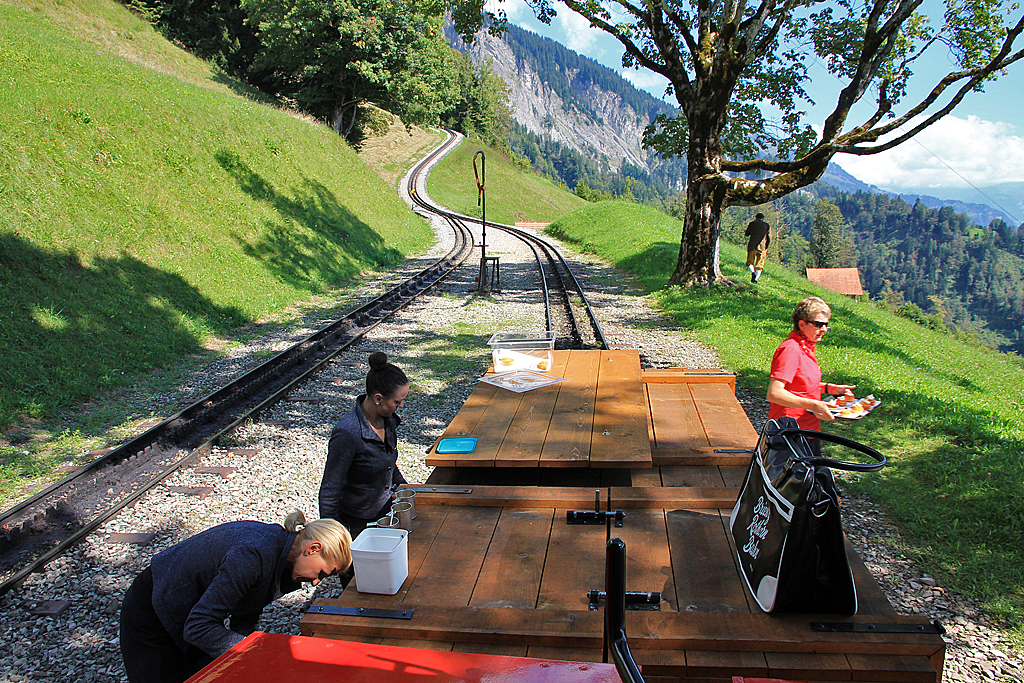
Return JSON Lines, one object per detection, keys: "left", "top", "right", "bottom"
{"left": 630, "top": 467, "right": 663, "bottom": 487}
{"left": 689, "top": 383, "right": 759, "bottom": 448}
{"left": 651, "top": 447, "right": 754, "bottom": 466}
{"left": 379, "top": 638, "right": 452, "bottom": 651}
{"left": 591, "top": 350, "right": 651, "bottom": 467}
{"left": 764, "top": 652, "right": 852, "bottom": 680}
{"left": 610, "top": 487, "right": 740, "bottom": 509}
{"left": 538, "top": 509, "right": 608, "bottom": 610}
{"left": 452, "top": 642, "right": 529, "bottom": 657}
{"left": 540, "top": 350, "right": 601, "bottom": 467}
{"left": 847, "top": 537, "right": 898, "bottom": 616}
{"left": 620, "top": 612, "right": 947, "bottom": 656}
{"left": 642, "top": 368, "right": 737, "bottom": 393}
{"left": 845, "top": 653, "right": 938, "bottom": 682}
{"left": 646, "top": 382, "right": 709, "bottom": 451}
{"left": 426, "top": 381, "right": 499, "bottom": 466}
{"left": 677, "top": 650, "right": 767, "bottom": 679}
{"left": 660, "top": 465, "right": 725, "bottom": 488}
{"left": 719, "top": 465, "right": 749, "bottom": 488}
{"left": 412, "top": 486, "right": 605, "bottom": 509}
{"left": 470, "top": 508, "right": 553, "bottom": 609}
{"left": 301, "top": 604, "right": 602, "bottom": 646}
{"left": 406, "top": 506, "right": 501, "bottom": 605}
{"left": 302, "top": 607, "right": 944, "bottom": 655}
{"left": 494, "top": 352, "right": 571, "bottom": 467}
{"left": 456, "top": 386, "right": 524, "bottom": 467}
{"left": 666, "top": 509, "right": 751, "bottom": 613}
{"left": 527, "top": 646, "right": 604, "bottom": 663}
{"left": 613, "top": 509, "right": 676, "bottom": 611}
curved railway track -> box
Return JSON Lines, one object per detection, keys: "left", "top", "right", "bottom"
{"left": 406, "top": 133, "right": 608, "bottom": 351}
{"left": 0, "top": 128, "right": 606, "bottom": 596}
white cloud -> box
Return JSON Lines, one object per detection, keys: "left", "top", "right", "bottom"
{"left": 834, "top": 115, "right": 1024, "bottom": 190}
{"left": 553, "top": 11, "right": 603, "bottom": 54}
{"left": 621, "top": 69, "right": 672, "bottom": 100}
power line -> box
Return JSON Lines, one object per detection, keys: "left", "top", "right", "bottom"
{"left": 806, "top": 55, "right": 1021, "bottom": 225}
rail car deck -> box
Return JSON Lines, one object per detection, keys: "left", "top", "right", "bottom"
{"left": 425, "top": 350, "right": 758, "bottom": 469}
{"left": 302, "top": 351, "right": 945, "bottom": 682}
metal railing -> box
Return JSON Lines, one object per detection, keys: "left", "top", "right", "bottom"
{"left": 604, "top": 538, "right": 645, "bottom": 683}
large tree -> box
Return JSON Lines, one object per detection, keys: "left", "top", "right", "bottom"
{"left": 455, "top": 0, "right": 1023, "bottom": 285}
{"left": 244, "top": 0, "right": 460, "bottom": 138}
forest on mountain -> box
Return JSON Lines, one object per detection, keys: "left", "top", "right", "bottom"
{"left": 121, "top": 0, "right": 512, "bottom": 147}
{"left": 726, "top": 190, "right": 1024, "bottom": 355}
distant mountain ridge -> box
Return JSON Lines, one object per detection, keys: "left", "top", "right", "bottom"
{"left": 447, "top": 22, "right": 673, "bottom": 173}
{"left": 451, "top": 22, "right": 1020, "bottom": 227}
{"left": 818, "top": 165, "right": 1015, "bottom": 226}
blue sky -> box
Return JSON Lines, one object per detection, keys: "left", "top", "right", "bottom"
{"left": 491, "top": 0, "right": 1024, "bottom": 201}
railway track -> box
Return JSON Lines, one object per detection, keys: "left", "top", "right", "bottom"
{"left": 407, "top": 131, "right": 607, "bottom": 351}
{"left": 0, "top": 128, "right": 607, "bottom": 596}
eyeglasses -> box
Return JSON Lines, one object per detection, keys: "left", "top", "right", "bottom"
{"left": 804, "top": 320, "right": 830, "bottom": 329}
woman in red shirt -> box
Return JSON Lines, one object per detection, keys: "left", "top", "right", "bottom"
{"left": 767, "top": 297, "right": 855, "bottom": 452}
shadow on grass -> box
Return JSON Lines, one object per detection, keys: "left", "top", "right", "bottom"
{"left": 215, "top": 150, "right": 402, "bottom": 290}
{"left": 0, "top": 233, "right": 246, "bottom": 428}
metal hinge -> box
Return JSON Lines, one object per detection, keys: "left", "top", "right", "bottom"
{"left": 567, "top": 490, "right": 625, "bottom": 527}
{"left": 588, "top": 590, "right": 661, "bottom": 611}
{"left": 306, "top": 605, "right": 415, "bottom": 620}
{"left": 812, "top": 620, "right": 945, "bottom": 635}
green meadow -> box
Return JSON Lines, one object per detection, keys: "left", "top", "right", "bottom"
{"left": 1, "top": 0, "right": 432, "bottom": 492}
{"left": 548, "top": 200, "right": 1024, "bottom": 629}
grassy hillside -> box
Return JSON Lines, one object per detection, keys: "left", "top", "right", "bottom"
{"left": 0, "top": 0, "right": 433, "bottom": 479}
{"left": 426, "top": 137, "right": 588, "bottom": 225}
{"left": 548, "top": 200, "right": 1024, "bottom": 628}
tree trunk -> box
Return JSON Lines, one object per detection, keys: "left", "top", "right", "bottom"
{"left": 669, "top": 116, "right": 730, "bottom": 286}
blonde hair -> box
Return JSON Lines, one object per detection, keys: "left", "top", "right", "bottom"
{"left": 792, "top": 296, "right": 831, "bottom": 331}
{"left": 284, "top": 509, "right": 353, "bottom": 569}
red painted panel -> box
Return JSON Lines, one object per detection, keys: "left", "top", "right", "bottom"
{"left": 187, "top": 632, "right": 621, "bottom": 683}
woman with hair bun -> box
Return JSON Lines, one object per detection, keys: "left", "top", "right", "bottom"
{"left": 319, "top": 351, "right": 410, "bottom": 537}
{"left": 119, "top": 510, "right": 352, "bottom": 683}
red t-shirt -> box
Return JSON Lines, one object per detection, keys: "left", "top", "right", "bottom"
{"left": 768, "top": 331, "right": 822, "bottom": 430}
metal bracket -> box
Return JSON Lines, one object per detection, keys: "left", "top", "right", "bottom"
{"left": 812, "top": 620, "right": 946, "bottom": 635}
{"left": 568, "top": 509, "right": 625, "bottom": 526}
{"left": 567, "top": 489, "right": 624, "bottom": 527}
{"left": 306, "top": 605, "right": 415, "bottom": 620}
{"left": 588, "top": 590, "right": 661, "bottom": 611}
{"left": 402, "top": 487, "right": 472, "bottom": 494}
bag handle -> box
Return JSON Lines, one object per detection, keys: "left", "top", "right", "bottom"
{"left": 775, "top": 428, "right": 887, "bottom": 472}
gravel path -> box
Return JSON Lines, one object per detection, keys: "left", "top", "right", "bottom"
{"left": 0, "top": 210, "right": 1021, "bottom": 682}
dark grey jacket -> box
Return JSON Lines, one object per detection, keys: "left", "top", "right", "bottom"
{"left": 319, "top": 395, "right": 406, "bottom": 521}
{"left": 149, "top": 521, "right": 299, "bottom": 657}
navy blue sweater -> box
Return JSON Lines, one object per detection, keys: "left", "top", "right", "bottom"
{"left": 149, "top": 521, "right": 299, "bottom": 657}
{"left": 319, "top": 395, "right": 406, "bottom": 521}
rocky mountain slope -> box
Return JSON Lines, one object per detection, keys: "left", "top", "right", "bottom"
{"left": 448, "top": 23, "right": 666, "bottom": 172}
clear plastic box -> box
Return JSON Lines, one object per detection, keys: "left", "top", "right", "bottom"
{"left": 487, "top": 331, "right": 556, "bottom": 373}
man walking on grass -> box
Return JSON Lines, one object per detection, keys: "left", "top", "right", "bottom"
{"left": 745, "top": 213, "right": 771, "bottom": 284}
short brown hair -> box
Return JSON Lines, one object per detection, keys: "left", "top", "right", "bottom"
{"left": 791, "top": 296, "right": 831, "bottom": 331}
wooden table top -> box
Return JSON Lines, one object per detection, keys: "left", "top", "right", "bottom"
{"left": 302, "top": 487, "right": 943, "bottom": 682}
{"left": 425, "top": 350, "right": 759, "bottom": 469}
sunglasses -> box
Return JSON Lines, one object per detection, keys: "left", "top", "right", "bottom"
{"left": 804, "top": 320, "right": 830, "bottom": 329}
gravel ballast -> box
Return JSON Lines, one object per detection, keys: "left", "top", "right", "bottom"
{"left": 0, "top": 212, "right": 1020, "bottom": 682}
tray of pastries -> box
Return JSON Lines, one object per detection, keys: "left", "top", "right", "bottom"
{"left": 825, "top": 394, "right": 882, "bottom": 419}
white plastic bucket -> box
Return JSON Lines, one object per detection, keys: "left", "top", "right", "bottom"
{"left": 350, "top": 528, "right": 409, "bottom": 594}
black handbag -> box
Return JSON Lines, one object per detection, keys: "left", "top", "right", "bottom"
{"left": 729, "top": 417, "right": 886, "bottom": 614}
